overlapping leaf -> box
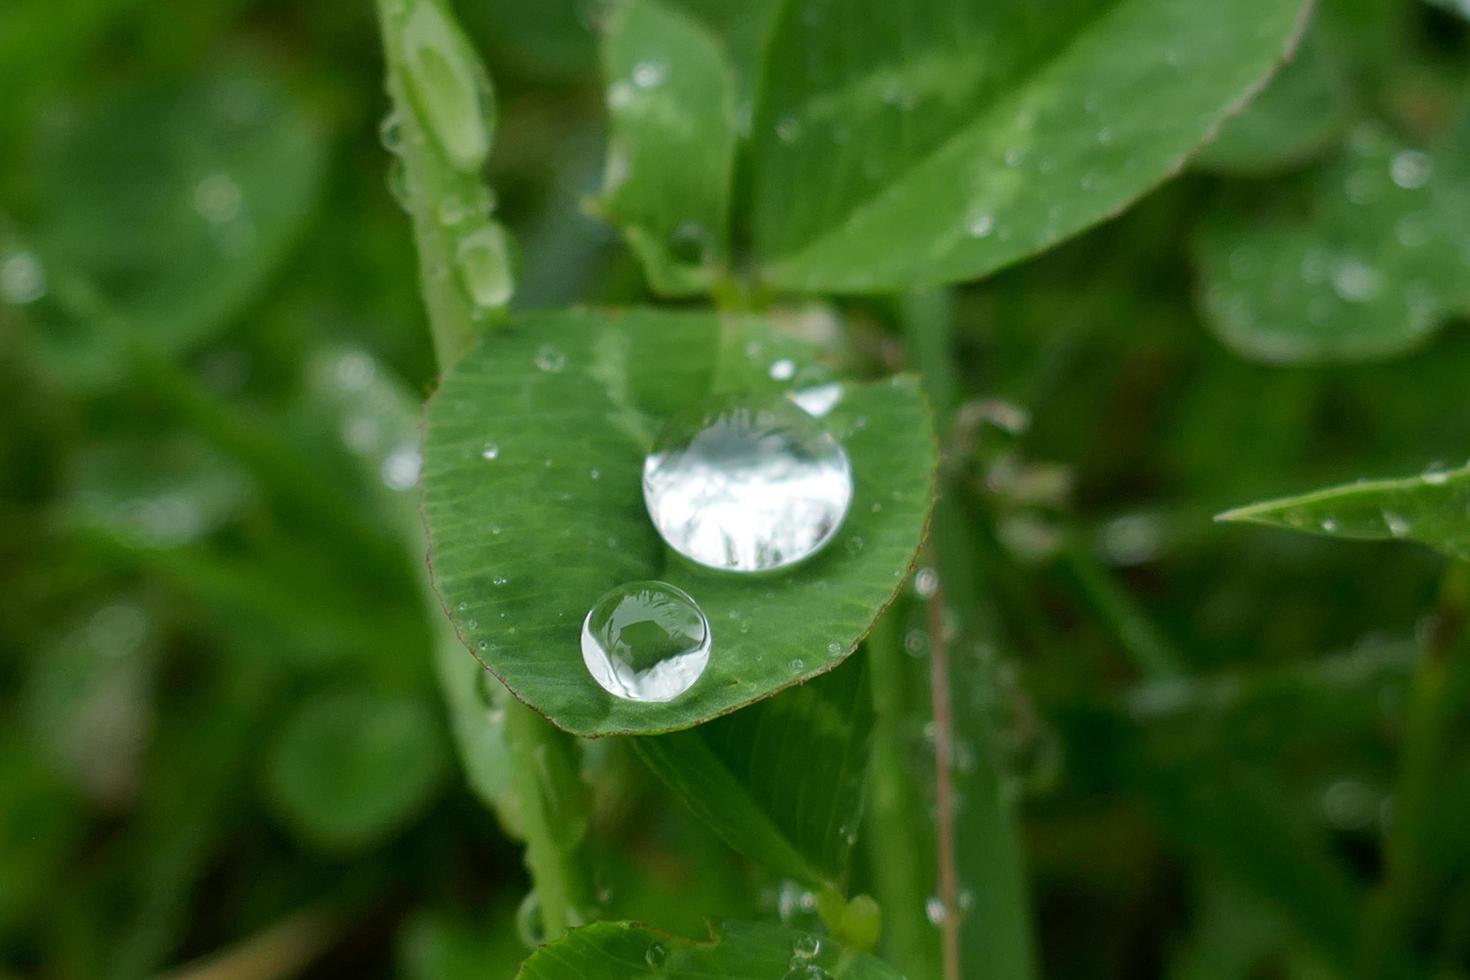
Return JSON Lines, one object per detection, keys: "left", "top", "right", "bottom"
{"left": 1218, "top": 462, "right": 1470, "bottom": 561}
{"left": 1195, "top": 110, "right": 1470, "bottom": 363}
{"left": 421, "top": 308, "right": 935, "bottom": 736}
{"left": 597, "top": 0, "right": 1311, "bottom": 294}
{"left": 515, "top": 920, "right": 902, "bottom": 979}
{"left": 635, "top": 655, "right": 872, "bottom": 889}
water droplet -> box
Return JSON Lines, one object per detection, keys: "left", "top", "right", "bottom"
{"left": 776, "top": 115, "right": 802, "bottom": 143}
{"left": 1382, "top": 511, "right": 1411, "bottom": 537}
{"left": 0, "top": 250, "right": 46, "bottom": 305}
{"left": 904, "top": 629, "right": 929, "bottom": 656}
{"left": 769, "top": 358, "right": 796, "bottom": 381}
{"left": 643, "top": 396, "right": 853, "bottom": 573}
{"left": 534, "top": 343, "right": 566, "bottom": 373}
{"left": 589, "top": 468, "right": 601, "bottom": 480}
{"left": 1390, "top": 150, "right": 1432, "bottom": 190}
{"left": 386, "top": 158, "right": 413, "bottom": 210}
{"left": 1320, "top": 517, "right": 1339, "bottom": 532}
{"left": 455, "top": 224, "right": 514, "bottom": 308}
{"left": 925, "top": 895, "right": 947, "bottom": 925}
{"left": 790, "top": 657, "right": 805, "bottom": 672}
{"left": 914, "top": 566, "right": 939, "bottom": 599}
{"left": 967, "top": 212, "right": 995, "bottom": 238}
{"left": 192, "top": 172, "right": 241, "bottom": 223}
{"left": 1423, "top": 463, "right": 1451, "bottom": 485}
{"left": 581, "top": 581, "right": 711, "bottom": 702}
{"left": 381, "top": 444, "right": 421, "bottom": 490}
{"left": 792, "top": 934, "right": 821, "bottom": 958}
{"left": 378, "top": 110, "right": 404, "bottom": 154}
{"left": 1332, "top": 258, "right": 1381, "bottom": 303}
{"left": 400, "top": 0, "right": 493, "bottom": 172}
{"left": 826, "top": 641, "right": 842, "bottom": 657}
{"left": 481, "top": 440, "right": 500, "bottom": 460}
{"left": 437, "top": 187, "right": 492, "bottom": 227}
{"left": 1004, "top": 146, "right": 1025, "bottom": 167}
{"left": 493, "top": 575, "right": 508, "bottom": 586}
{"left": 632, "top": 61, "right": 666, "bottom": 88}
{"left": 665, "top": 221, "right": 712, "bottom": 266}
{"left": 645, "top": 942, "right": 667, "bottom": 966}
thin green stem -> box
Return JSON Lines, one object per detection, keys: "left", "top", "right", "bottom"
{"left": 1060, "top": 536, "right": 1185, "bottom": 680}
{"left": 375, "top": 0, "right": 588, "bottom": 943}
{"left": 864, "top": 612, "right": 943, "bottom": 980}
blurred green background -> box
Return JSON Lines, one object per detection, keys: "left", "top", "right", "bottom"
{"left": 3, "top": 0, "right": 1470, "bottom": 977}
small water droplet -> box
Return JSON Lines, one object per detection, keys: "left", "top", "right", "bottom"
{"left": 792, "top": 934, "right": 821, "bottom": 959}
{"left": 914, "top": 566, "right": 939, "bottom": 599}
{"left": 589, "top": 467, "right": 601, "bottom": 480}
{"left": 1382, "top": 511, "right": 1410, "bottom": 537}
{"left": 788, "top": 383, "right": 842, "bottom": 418}
{"left": 904, "top": 630, "right": 929, "bottom": 656}
{"left": 790, "top": 657, "right": 805, "bottom": 672}
{"left": 1004, "top": 146, "right": 1025, "bottom": 167}
{"left": 1320, "top": 517, "right": 1339, "bottom": 532}
{"left": 1332, "top": 258, "right": 1381, "bottom": 303}
{"left": 632, "top": 61, "right": 665, "bottom": 88}
{"left": 643, "top": 396, "right": 854, "bottom": 573}
{"left": 481, "top": 440, "right": 500, "bottom": 460}
{"left": 1390, "top": 150, "right": 1432, "bottom": 190}
{"left": 534, "top": 343, "right": 566, "bottom": 373}
{"left": 192, "top": 172, "right": 241, "bottom": 224}
{"left": 581, "top": 581, "right": 711, "bottom": 702}
{"left": 769, "top": 358, "right": 796, "bottom": 381}
{"left": 378, "top": 111, "right": 404, "bottom": 154}
{"left": 967, "top": 211, "right": 995, "bottom": 238}
{"left": 455, "top": 224, "right": 514, "bottom": 308}
{"left": 776, "top": 115, "right": 802, "bottom": 143}
{"left": 925, "top": 895, "right": 947, "bottom": 925}
{"left": 381, "top": 444, "right": 422, "bottom": 491}
{"left": 665, "top": 221, "right": 712, "bottom": 265}
{"left": 0, "top": 250, "right": 46, "bottom": 305}
{"left": 1423, "top": 463, "right": 1451, "bottom": 485}
{"left": 645, "top": 941, "right": 667, "bottom": 967}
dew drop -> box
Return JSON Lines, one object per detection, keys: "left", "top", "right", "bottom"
{"left": 790, "top": 658, "right": 805, "bottom": 672}
{"left": 481, "top": 440, "right": 500, "bottom": 460}
{"left": 776, "top": 115, "right": 802, "bottom": 143}
{"left": 632, "top": 61, "right": 666, "bottom": 89}
{"left": 826, "top": 641, "right": 842, "bottom": 657}
{"left": 1332, "top": 258, "right": 1381, "bottom": 303}
{"left": 381, "top": 444, "right": 422, "bottom": 490}
{"left": 967, "top": 211, "right": 995, "bottom": 238}
{"left": 400, "top": 0, "right": 493, "bottom": 172}
{"left": 645, "top": 941, "right": 667, "bottom": 967}
{"left": 0, "top": 250, "right": 46, "bottom": 305}
{"left": 581, "top": 581, "right": 711, "bottom": 702}
{"left": 914, "top": 566, "right": 939, "bottom": 599}
{"left": 1320, "top": 517, "right": 1338, "bottom": 532}
{"left": 534, "top": 343, "right": 566, "bottom": 373}
{"left": 769, "top": 358, "right": 796, "bottom": 381}
{"left": 455, "top": 224, "right": 514, "bottom": 308}
{"left": 378, "top": 110, "right": 404, "bottom": 154}
{"left": 1423, "top": 463, "right": 1450, "bottom": 485}
{"left": 925, "top": 895, "right": 947, "bottom": 925}
{"left": 1390, "top": 150, "right": 1432, "bottom": 190}
{"left": 1382, "top": 511, "right": 1411, "bottom": 537}
{"left": 643, "top": 396, "right": 854, "bottom": 573}
{"left": 192, "top": 172, "right": 242, "bottom": 224}
{"left": 791, "top": 934, "right": 821, "bottom": 958}
{"left": 788, "top": 383, "right": 842, "bottom": 418}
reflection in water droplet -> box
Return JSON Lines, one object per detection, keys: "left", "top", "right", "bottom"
{"left": 643, "top": 397, "right": 853, "bottom": 572}
{"left": 581, "top": 581, "right": 710, "bottom": 702}
{"left": 788, "top": 383, "right": 842, "bottom": 418}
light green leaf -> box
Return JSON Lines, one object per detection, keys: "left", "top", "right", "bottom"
{"left": 1195, "top": 26, "right": 1348, "bottom": 175}
{"left": 421, "top": 308, "right": 935, "bottom": 736}
{"left": 20, "top": 62, "right": 327, "bottom": 389}
{"left": 1218, "top": 462, "right": 1470, "bottom": 561}
{"left": 1195, "top": 112, "right": 1470, "bottom": 363}
{"left": 514, "top": 920, "right": 903, "bottom": 979}
{"left": 596, "top": 0, "right": 738, "bottom": 294}
{"left": 262, "top": 688, "right": 449, "bottom": 851}
{"left": 747, "top": 0, "right": 1311, "bottom": 292}
{"left": 634, "top": 656, "right": 872, "bottom": 889}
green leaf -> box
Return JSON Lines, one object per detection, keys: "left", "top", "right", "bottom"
{"left": 421, "top": 308, "right": 935, "bottom": 736}
{"left": 746, "top": 0, "right": 1311, "bottom": 292}
{"left": 634, "top": 656, "right": 872, "bottom": 889}
{"left": 20, "top": 62, "right": 328, "bottom": 389}
{"left": 1194, "top": 25, "right": 1348, "bottom": 175}
{"left": 1195, "top": 112, "right": 1470, "bottom": 363}
{"left": 514, "top": 920, "right": 904, "bottom": 979}
{"left": 1217, "top": 462, "right": 1470, "bottom": 561}
{"left": 262, "top": 688, "right": 449, "bottom": 851}
{"left": 596, "top": 0, "right": 738, "bottom": 294}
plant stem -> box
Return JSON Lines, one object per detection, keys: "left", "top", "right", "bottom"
{"left": 923, "top": 570, "right": 962, "bottom": 980}
{"left": 901, "top": 288, "right": 1037, "bottom": 980}
{"left": 1060, "top": 536, "right": 1185, "bottom": 680}
{"left": 864, "top": 611, "right": 943, "bottom": 980}
{"left": 375, "top": 0, "right": 589, "bottom": 943}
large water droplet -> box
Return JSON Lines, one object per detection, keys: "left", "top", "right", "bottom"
{"left": 400, "top": 0, "right": 493, "bottom": 173}
{"left": 455, "top": 223, "right": 513, "bottom": 308}
{"left": 643, "top": 397, "right": 854, "bottom": 572}
{"left": 581, "top": 581, "right": 711, "bottom": 702}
